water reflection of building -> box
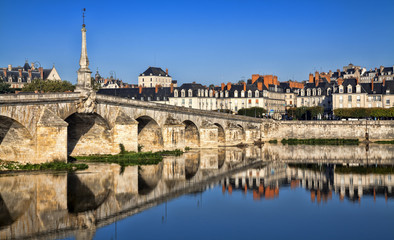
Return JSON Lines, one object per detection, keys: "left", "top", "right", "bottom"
{"left": 222, "top": 163, "right": 394, "bottom": 204}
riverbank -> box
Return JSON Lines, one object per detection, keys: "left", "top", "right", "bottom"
{"left": 0, "top": 160, "right": 88, "bottom": 172}
{"left": 74, "top": 149, "right": 184, "bottom": 167}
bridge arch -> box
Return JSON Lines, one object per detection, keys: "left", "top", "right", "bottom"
{"left": 138, "top": 163, "right": 163, "bottom": 195}
{"left": 0, "top": 116, "right": 35, "bottom": 162}
{"left": 183, "top": 120, "right": 200, "bottom": 148}
{"left": 237, "top": 124, "right": 246, "bottom": 141}
{"left": 65, "top": 113, "right": 113, "bottom": 156}
{"left": 136, "top": 116, "right": 164, "bottom": 152}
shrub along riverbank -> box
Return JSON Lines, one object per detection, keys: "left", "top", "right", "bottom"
{"left": 0, "top": 161, "right": 88, "bottom": 172}
{"left": 74, "top": 148, "right": 183, "bottom": 167}
{"left": 373, "top": 140, "right": 394, "bottom": 144}
{"left": 281, "top": 138, "right": 359, "bottom": 145}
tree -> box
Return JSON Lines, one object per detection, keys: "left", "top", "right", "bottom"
{"left": 0, "top": 79, "right": 11, "bottom": 93}
{"left": 238, "top": 80, "right": 245, "bottom": 84}
{"left": 237, "top": 107, "right": 266, "bottom": 118}
{"left": 22, "top": 79, "right": 75, "bottom": 93}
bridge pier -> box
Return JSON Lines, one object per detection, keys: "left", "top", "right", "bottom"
{"left": 225, "top": 125, "right": 245, "bottom": 146}
{"left": 36, "top": 108, "right": 68, "bottom": 163}
{"left": 112, "top": 111, "right": 138, "bottom": 152}
{"left": 199, "top": 122, "right": 219, "bottom": 148}
{"left": 162, "top": 122, "right": 185, "bottom": 150}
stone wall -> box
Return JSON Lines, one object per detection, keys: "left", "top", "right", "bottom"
{"left": 262, "top": 120, "right": 394, "bottom": 141}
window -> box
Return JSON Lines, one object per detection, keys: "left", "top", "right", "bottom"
{"left": 339, "top": 96, "right": 343, "bottom": 103}
{"left": 234, "top": 90, "right": 238, "bottom": 98}
{"left": 157, "top": 97, "right": 160, "bottom": 101}
{"left": 181, "top": 90, "right": 185, "bottom": 97}
{"left": 357, "top": 96, "right": 360, "bottom": 102}
{"left": 339, "top": 103, "right": 343, "bottom": 108}
{"left": 188, "top": 89, "right": 193, "bottom": 97}
{"left": 348, "top": 103, "right": 352, "bottom": 108}
{"left": 255, "top": 90, "right": 259, "bottom": 98}
{"left": 317, "top": 88, "right": 321, "bottom": 96}
{"left": 148, "top": 97, "right": 151, "bottom": 101}
{"left": 356, "top": 85, "right": 361, "bottom": 93}
{"left": 225, "top": 91, "right": 229, "bottom": 98}
{"left": 348, "top": 86, "right": 352, "bottom": 93}
{"left": 248, "top": 91, "right": 252, "bottom": 98}
{"left": 312, "top": 88, "right": 316, "bottom": 96}
{"left": 174, "top": 90, "right": 178, "bottom": 97}
{"left": 301, "top": 90, "right": 305, "bottom": 96}
{"left": 386, "top": 99, "right": 391, "bottom": 105}
{"left": 348, "top": 95, "right": 352, "bottom": 102}
{"left": 182, "top": 99, "right": 185, "bottom": 105}
{"left": 339, "top": 86, "right": 343, "bottom": 93}
{"left": 286, "top": 89, "right": 290, "bottom": 93}
{"left": 241, "top": 90, "right": 245, "bottom": 97}
{"left": 307, "top": 89, "right": 311, "bottom": 96}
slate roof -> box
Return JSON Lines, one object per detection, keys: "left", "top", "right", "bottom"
{"left": 140, "top": 67, "right": 170, "bottom": 77}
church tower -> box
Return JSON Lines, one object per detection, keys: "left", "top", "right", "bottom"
{"left": 76, "top": 8, "right": 92, "bottom": 91}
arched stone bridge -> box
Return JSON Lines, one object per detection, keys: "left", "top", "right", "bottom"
{"left": 0, "top": 92, "right": 262, "bottom": 163}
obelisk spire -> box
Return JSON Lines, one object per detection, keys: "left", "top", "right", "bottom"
{"left": 76, "top": 8, "right": 92, "bottom": 91}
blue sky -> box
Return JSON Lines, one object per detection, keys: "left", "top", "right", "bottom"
{"left": 1, "top": 0, "right": 393, "bottom": 85}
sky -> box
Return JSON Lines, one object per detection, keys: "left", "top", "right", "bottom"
{"left": 1, "top": 0, "right": 393, "bottom": 86}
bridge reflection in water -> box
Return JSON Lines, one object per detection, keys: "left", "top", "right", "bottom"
{"left": 0, "top": 144, "right": 393, "bottom": 239}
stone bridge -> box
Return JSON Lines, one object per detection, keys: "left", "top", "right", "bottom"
{"left": 0, "top": 92, "right": 262, "bottom": 163}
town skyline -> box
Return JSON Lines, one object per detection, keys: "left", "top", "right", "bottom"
{"left": 1, "top": 0, "right": 394, "bottom": 85}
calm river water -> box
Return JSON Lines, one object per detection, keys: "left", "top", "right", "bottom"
{"left": 0, "top": 144, "right": 394, "bottom": 240}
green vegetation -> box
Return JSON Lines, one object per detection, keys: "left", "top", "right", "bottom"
{"left": 287, "top": 106, "right": 324, "bottom": 120}
{"left": 374, "top": 140, "right": 394, "bottom": 144}
{"left": 75, "top": 145, "right": 183, "bottom": 167}
{"left": 0, "top": 160, "right": 88, "bottom": 171}
{"left": 281, "top": 138, "right": 359, "bottom": 145}
{"left": 185, "top": 146, "right": 191, "bottom": 151}
{"left": 22, "top": 79, "right": 75, "bottom": 93}
{"left": 0, "top": 79, "right": 12, "bottom": 93}
{"left": 268, "top": 139, "right": 278, "bottom": 144}
{"left": 237, "top": 107, "right": 267, "bottom": 118}
{"left": 335, "top": 165, "right": 394, "bottom": 174}
{"left": 334, "top": 107, "right": 394, "bottom": 119}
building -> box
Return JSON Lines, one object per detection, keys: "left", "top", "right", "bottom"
{"left": 138, "top": 67, "right": 176, "bottom": 88}
{"left": 332, "top": 78, "right": 394, "bottom": 110}
{"left": 99, "top": 74, "right": 287, "bottom": 117}
{"left": 0, "top": 61, "right": 61, "bottom": 88}
{"left": 94, "top": 70, "right": 131, "bottom": 89}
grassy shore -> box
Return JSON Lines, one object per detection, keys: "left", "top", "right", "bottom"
{"left": 373, "top": 140, "right": 394, "bottom": 144}
{"left": 0, "top": 160, "right": 88, "bottom": 172}
{"left": 74, "top": 149, "right": 183, "bottom": 167}
{"left": 281, "top": 138, "right": 359, "bottom": 145}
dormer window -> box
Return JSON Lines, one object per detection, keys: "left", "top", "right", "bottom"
{"left": 348, "top": 86, "right": 352, "bottom": 93}
{"left": 205, "top": 89, "right": 208, "bottom": 97}
{"left": 209, "top": 90, "right": 213, "bottom": 97}
{"left": 234, "top": 90, "right": 238, "bottom": 98}
{"left": 356, "top": 85, "right": 361, "bottom": 93}
{"left": 255, "top": 90, "right": 259, "bottom": 98}
{"left": 174, "top": 90, "right": 178, "bottom": 97}
{"left": 301, "top": 90, "right": 305, "bottom": 96}
{"left": 225, "top": 91, "right": 229, "bottom": 98}
{"left": 312, "top": 88, "right": 316, "bottom": 96}
{"left": 181, "top": 89, "right": 185, "bottom": 97}
{"left": 317, "top": 88, "right": 321, "bottom": 96}
{"left": 188, "top": 89, "right": 193, "bottom": 97}
{"left": 248, "top": 90, "right": 252, "bottom": 98}
{"left": 307, "top": 89, "right": 311, "bottom": 96}
{"left": 339, "top": 86, "right": 344, "bottom": 93}
{"left": 241, "top": 90, "right": 245, "bottom": 97}
{"left": 327, "top": 88, "right": 331, "bottom": 95}
{"left": 220, "top": 91, "right": 224, "bottom": 98}
{"left": 286, "top": 89, "right": 290, "bottom": 93}
{"left": 215, "top": 92, "right": 219, "bottom": 98}
{"left": 198, "top": 89, "right": 201, "bottom": 97}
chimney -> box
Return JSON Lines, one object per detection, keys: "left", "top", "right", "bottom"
{"left": 3, "top": 68, "right": 6, "bottom": 77}
{"left": 252, "top": 74, "right": 260, "bottom": 84}
{"left": 139, "top": 85, "right": 143, "bottom": 94}
{"left": 166, "top": 68, "right": 168, "bottom": 75}
{"left": 31, "top": 62, "right": 35, "bottom": 70}
{"left": 337, "top": 69, "right": 341, "bottom": 77}
{"left": 371, "top": 78, "right": 374, "bottom": 92}
{"left": 315, "top": 71, "right": 320, "bottom": 82}
{"left": 329, "top": 70, "right": 332, "bottom": 77}
{"left": 8, "top": 65, "right": 12, "bottom": 71}
{"left": 383, "top": 78, "right": 386, "bottom": 87}
{"left": 243, "top": 82, "right": 246, "bottom": 91}
{"left": 337, "top": 78, "right": 343, "bottom": 86}
{"left": 18, "top": 69, "right": 22, "bottom": 77}
{"left": 375, "top": 67, "right": 378, "bottom": 72}
{"left": 309, "top": 73, "right": 313, "bottom": 83}
{"left": 155, "top": 84, "right": 158, "bottom": 93}
{"left": 326, "top": 74, "right": 331, "bottom": 83}
{"left": 257, "top": 82, "right": 263, "bottom": 91}
{"left": 356, "top": 77, "right": 359, "bottom": 85}
{"left": 170, "top": 83, "right": 174, "bottom": 93}
{"left": 221, "top": 83, "right": 225, "bottom": 91}
{"left": 227, "top": 82, "right": 232, "bottom": 90}
{"left": 39, "top": 67, "right": 43, "bottom": 79}
{"left": 380, "top": 66, "right": 384, "bottom": 73}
